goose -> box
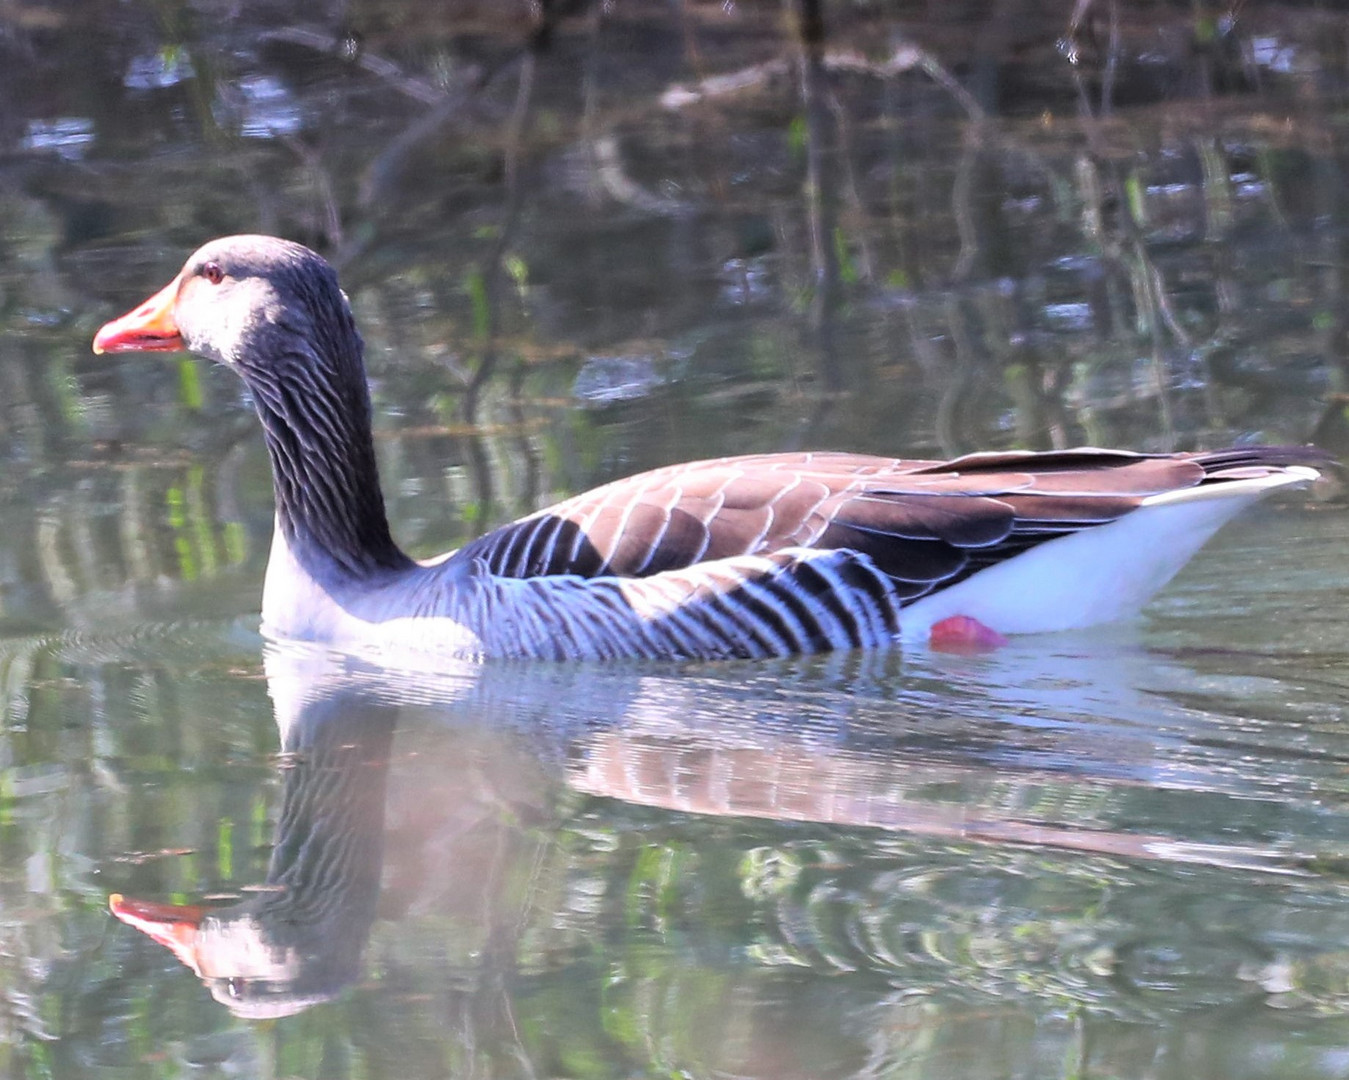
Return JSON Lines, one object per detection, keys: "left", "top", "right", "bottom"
{"left": 93, "top": 236, "right": 1324, "bottom": 661}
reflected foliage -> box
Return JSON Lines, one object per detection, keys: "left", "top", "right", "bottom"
{"left": 11, "top": 621, "right": 1349, "bottom": 1077}
{"left": 3, "top": 0, "right": 1346, "bottom": 634}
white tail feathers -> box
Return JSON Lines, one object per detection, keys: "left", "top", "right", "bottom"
{"left": 899, "top": 467, "right": 1319, "bottom": 641}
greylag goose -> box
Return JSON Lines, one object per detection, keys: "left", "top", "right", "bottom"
{"left": 93, "top": 236, "right": 1323, "bottom": 660}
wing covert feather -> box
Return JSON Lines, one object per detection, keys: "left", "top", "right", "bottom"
{"left": 451, "top": 446, "right": 1311, "bottom": 601}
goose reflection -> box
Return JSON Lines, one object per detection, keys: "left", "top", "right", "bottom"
{"left": 110, "top": 657, "right": 397, "bottom": 1020}
{"left": 109, "top": 633, "right": 1311, "bottom": 1020}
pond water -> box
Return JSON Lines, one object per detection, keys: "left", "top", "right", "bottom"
{"left": 4, "top": 2, "right": 1349, "bottom": 1077}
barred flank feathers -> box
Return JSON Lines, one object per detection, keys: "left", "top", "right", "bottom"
{"left": 462, "top": 549, "right": 902, "bottom": 661}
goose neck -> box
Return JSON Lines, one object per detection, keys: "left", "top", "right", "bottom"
{"left": 247, "top": 339, "right": 410, "bottom": 578}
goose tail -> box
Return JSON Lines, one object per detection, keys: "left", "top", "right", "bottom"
{"left": 898, "top": 446, "right": 1326, "bottom": 642}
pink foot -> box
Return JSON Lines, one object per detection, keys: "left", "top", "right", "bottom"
{"left": 928, "top": 615, "right": 1008, "bottom": 654}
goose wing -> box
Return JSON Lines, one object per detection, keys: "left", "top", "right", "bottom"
{"left": 452, "top": 447, "right": 1309, "bottom": 601}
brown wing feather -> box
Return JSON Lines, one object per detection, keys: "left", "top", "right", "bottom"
{"left": 454, "top": 446, "right": 1320, "bottom": 598}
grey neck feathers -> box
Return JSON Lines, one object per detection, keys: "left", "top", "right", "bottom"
{"left": 242, "top": 309, "right": 410, "bottom": 578}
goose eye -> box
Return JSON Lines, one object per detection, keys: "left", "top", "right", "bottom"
{"left": 202, "top": 262, "right": 225, "bottom": 285}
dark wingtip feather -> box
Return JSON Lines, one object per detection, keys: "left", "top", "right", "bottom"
{"left": 1190, "top": 444, "right": 1334, "bottom": 473}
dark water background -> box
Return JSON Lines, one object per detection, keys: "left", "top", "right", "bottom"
{"left": 5, "top": 2, "right": 1349, "bottom": 1077}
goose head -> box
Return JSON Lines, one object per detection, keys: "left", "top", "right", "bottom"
{"left": 93, "top": 235, "right": 362, "bottom": 379}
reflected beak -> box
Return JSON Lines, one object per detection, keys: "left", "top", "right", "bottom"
{"left": 92, "top": 277, "right": 185, "bottom": 354}
{"left": 109, "top": 893, "right": 206, "bottom": 974}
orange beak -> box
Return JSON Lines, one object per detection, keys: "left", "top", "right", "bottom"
{"left": 109, "top": 893, "right": 206, "bottom": 974}
{"left": 92, "top": 277, "right": 185, "bottom": 354}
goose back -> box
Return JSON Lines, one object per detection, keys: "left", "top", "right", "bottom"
{"left": 452, "top": 447, "right": 1298, "bottom": 603}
